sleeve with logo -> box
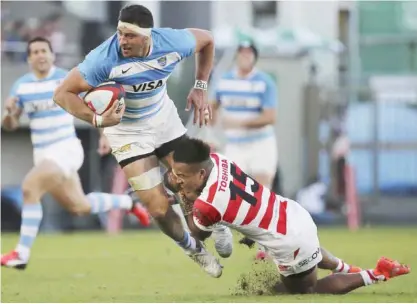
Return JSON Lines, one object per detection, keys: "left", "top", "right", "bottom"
{"left": 260, "top": 73, "right": 278, "bottom": 109}
{"left": 192, "top": 199, "right": 222, "bottom": 232}
{"left": 159, "top": 28, "right": 197, "bottom": 60}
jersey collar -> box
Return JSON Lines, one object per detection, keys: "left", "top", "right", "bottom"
{"left": 31, "top": 65, "right": 56, "bottom": 81}
{"left": 233, "top": 67, "right": 258, "bottom": 80}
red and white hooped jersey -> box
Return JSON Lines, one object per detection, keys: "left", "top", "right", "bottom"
{"left": 192, "top": 153, "right": 290, "bottom": 244}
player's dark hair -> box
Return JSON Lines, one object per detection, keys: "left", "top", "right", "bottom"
{"left": 237, "top": 40, "right": 259, "bottom": 62}
{"left": 173, "top": 137, "right": 211, "bottom": 165}
{"left": 27, "top": 37, "right": 53, "bottom": 56}
{"left": 119, "top": 4, "right": 154, "bottom": 28}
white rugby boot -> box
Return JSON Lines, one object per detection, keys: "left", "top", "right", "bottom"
{"left": 212, "top": 225, "right": 233, "bottom": 258}
{"left": 186, "top": 242, "right": 223, "bottom": 278}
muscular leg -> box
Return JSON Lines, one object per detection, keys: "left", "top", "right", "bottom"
{"left": 275, "top": 266, "right": 366, "bottom": 295}
{"left": 2, "top": 160, "right": 137, "bottom": 268}
{"left": 12, "top": 160, "right": 67, "bottom": 262}
{"left": 1, "top": 160, "right": 69, "bottom": 265}
{"left": 121, "top": 154, "right": 188, "bottom": 243}
{"left": 318, "top": 247, "right": 361, "bottom": 273}
{"left": 274, "top": 258, "right": 410, "bottom": 295}
{"left": 49, "top": 172, "right": 133, "bottom": 216}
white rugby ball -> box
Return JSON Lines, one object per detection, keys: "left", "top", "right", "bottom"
{"left": 84, "top": 82, "right": 126, "bottom": 115}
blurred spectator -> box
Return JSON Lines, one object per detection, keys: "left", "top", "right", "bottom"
{"left": 3, "top": 20, "right": 29, "bottom": 62}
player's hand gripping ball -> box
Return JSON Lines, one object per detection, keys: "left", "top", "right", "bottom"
{"left": 84, "top": 82, "right": 125, "bottom": 115}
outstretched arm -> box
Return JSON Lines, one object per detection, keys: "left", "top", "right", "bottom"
{"left": 188, "top": 28, "right": 215, "bottom": 84}
{"left": 185, "top": 28, "right": 215, "bottom": 126}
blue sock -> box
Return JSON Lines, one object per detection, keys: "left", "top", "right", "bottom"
{"left": 87, "top": 192, "right": 132, "bottom": 214}
{"left": 16, "top": 203, "right": 43, "bottom": 261}
{"left": 177, "top": 231, "right": 197, "bottom": 251}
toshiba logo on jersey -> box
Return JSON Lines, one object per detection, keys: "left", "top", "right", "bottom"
{"left": 298, "top": 247, "right": 321, "bottom": 267}
{"left": 219, "top": 159, "right": 229, "bottom": 192}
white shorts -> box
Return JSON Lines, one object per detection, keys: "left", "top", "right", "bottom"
{"left": 33, "top": 137, "right": 84, "bottom": 177}
{"left": 237, "top": 198, "right": 322, "bottom": 277}
{"left": 224, "top": 135, "right": 278, "bottom": 177}
{"left": 104, "top": 97, "right": 187, "bottom": 163}
{"left": 268, "top": 200, "right": 322, "bottom": 277}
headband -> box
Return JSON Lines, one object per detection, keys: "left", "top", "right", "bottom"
{"left": 117, "top": 21, "right": 152, "bottom": 37}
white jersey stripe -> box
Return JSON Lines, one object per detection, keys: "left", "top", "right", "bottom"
{"left": 109, "top": 52, "right": 181, "bottom": 79}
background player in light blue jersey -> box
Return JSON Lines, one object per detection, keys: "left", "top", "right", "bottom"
{"left": 212, "top": 41, "right": 278, "bottom": 190}
{"left": 1, "top": 37, "right": 149, "bottom": 270}
{"left": 54, "top": 4, "right": 225, "bottom": 277}
{"left": 211, "top": 41, "right": 278, "bottom": 260}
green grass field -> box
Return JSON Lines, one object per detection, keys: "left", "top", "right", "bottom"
{"left": 1, "top": 227, "right": 416, "bottom": 303}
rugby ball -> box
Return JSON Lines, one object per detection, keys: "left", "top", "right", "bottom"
{"left": 84, "top": 82, "right": 126, "bottom": 115}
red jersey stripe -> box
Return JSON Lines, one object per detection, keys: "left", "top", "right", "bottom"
{"left": 258, "top": 191, "right": 276, "bottom": 229}
{"left": 277, "top": 200, "right": 288, "bottom": 235}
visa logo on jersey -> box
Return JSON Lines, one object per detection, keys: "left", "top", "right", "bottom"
{"left": 131, "top": 79, "right": 165, "bottom": 93}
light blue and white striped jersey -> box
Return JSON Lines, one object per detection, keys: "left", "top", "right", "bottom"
{"left": 78, "top": 28, "right": 196, "bottom": 122}
{"left": 214, "top": 69, "right": 278, "bottom": 143}
{"left": 9, "top": 66, "right": 77, "bottom": 149}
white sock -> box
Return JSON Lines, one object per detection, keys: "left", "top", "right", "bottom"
{"left": 360, "top": 269, "right": 381, "bottom": 286}
{"left": 334, "top": 259, "right": 351, "bottom": 273}
{"left": 177, "top": 231, "right": 198, "bottom": 251}
{"left": 171, "top": 203, "right": 189, "bottom": 232}
{"left": 16, "top": 203, "right": 43, "bottom": 262}
{"left": 87, "top": 193, "right": 132, "bottom": 213}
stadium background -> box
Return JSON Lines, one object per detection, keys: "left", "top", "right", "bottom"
{"left": 1, "top": 1, "right": 417, "bottom": 238}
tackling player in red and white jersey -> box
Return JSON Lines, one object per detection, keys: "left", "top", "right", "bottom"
{"left": 168, "top": 137, "right": 411, "bottom": 294}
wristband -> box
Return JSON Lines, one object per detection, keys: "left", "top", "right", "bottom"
{"left": 194, "top": 80, "right": 208, "bottom": 91}
{"left": 93, "top": 114, "right": 103, "bottom": 128}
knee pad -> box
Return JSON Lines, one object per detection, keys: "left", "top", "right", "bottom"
{"left": 128, "top": 167, "right": 162, "bottom": 191}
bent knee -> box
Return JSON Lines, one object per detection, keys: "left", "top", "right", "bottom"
{"left": 139, "top": 192, "right": 170, "bottom": 218}
{"left": 146, "top": 198, "right": 170, "bottom": 219}
{"left": 21, "top": 182, "right": 43, "bottom": 202}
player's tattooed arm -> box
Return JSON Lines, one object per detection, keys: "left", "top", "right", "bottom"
{"left": 53, "top": 68, "right": 95, "bottom": 124}
{"left": 178, "top": 191, "right": 212, "bottom": 241}
{"left": 185, "top": 212, "right": 212, "bottom": 242}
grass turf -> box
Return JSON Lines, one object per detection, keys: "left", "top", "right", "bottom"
{"left": 1, "top": 227, "right": 416, "bottom": 302}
